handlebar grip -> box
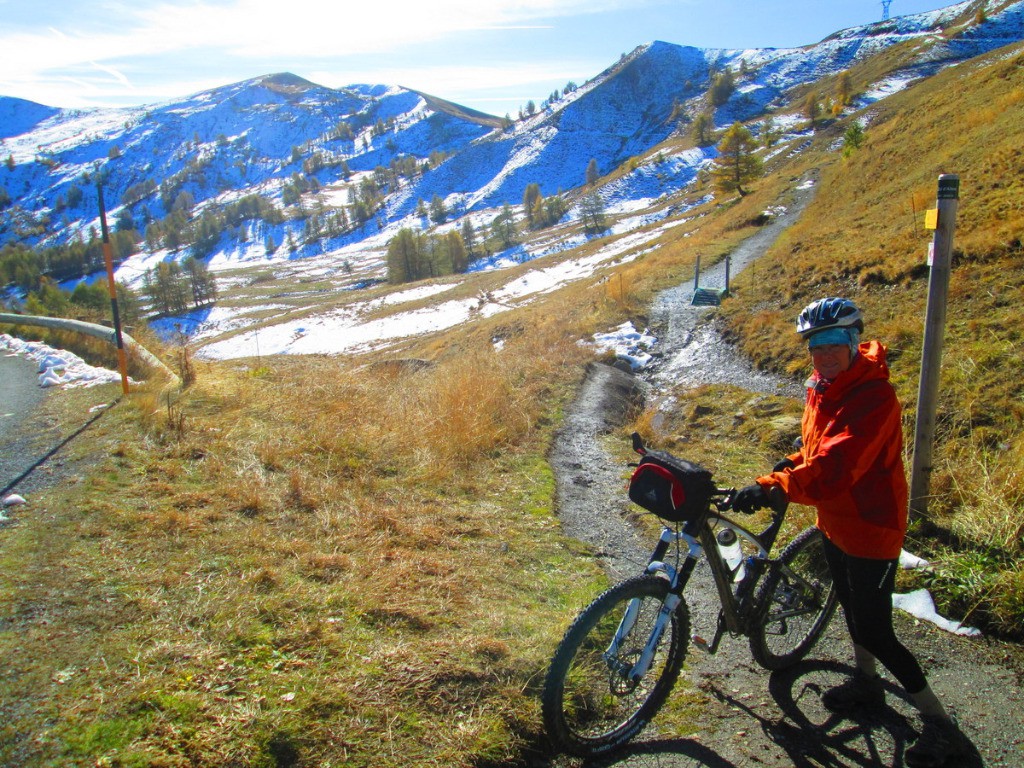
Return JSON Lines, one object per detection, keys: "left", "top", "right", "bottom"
{"left": 768, "top": 485, "right": 788, "bottom": 514}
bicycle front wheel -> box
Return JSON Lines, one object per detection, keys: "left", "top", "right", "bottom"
{"left": 541, "top": 575, "right": 690, "bottom": 758}
{"left": 749, "top": 526, "right": 837, "bottom": 671}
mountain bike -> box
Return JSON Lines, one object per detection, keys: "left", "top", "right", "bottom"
{"left": 541, "top": 433, "right": 838, "bottom": 758}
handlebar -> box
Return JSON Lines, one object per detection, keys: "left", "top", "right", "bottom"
{"left": 630, "top": 432, "right": 788, "bottom": 515}
{"left": 716, "top": 485, "right": 788, "bottom": 515}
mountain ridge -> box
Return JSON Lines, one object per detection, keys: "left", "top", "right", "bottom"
{"left": 1, "top": 0, "right": 1022, "bottom": 303}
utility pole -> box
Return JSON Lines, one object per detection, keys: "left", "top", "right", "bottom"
{"left": 909, "top": 174, "right": 959, "bottom": 517}
{"left": 882, "top": 0, "right": 893, "bottom": 21}
{"left": 97, "top": 176, "right": 131, "bottom": 395}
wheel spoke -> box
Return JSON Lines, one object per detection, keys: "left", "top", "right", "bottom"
{"left": 749, "top": 527, "right": 837, "bottom": 670}
{"left": 542, "top": 576, "right": 689, "bottom": 757}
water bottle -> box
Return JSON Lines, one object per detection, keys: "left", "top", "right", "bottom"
{"left": 716, "top": 528, "right": 745, "bottom": 582}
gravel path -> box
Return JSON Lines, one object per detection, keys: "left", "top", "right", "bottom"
{"left": 538, "top": 178, "right": 1024, "bottom": 767}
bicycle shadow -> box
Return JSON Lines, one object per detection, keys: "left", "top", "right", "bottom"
{"left": 721, "top": 659, "right": 981, "bottom": 768}
{"left": 571, "top": 737, "right": 738, "bottom": 767}
{"left": 568, "top": 660, "right": 983, "bottom": 768}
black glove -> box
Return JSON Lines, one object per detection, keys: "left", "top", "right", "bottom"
{"left": 733, "top": 484, "right": 770, "bottom": 514}
{"left": 773, "top": 457, "right": 796, "bottom": 473}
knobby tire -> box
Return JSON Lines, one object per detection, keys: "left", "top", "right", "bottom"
{"left": 749, "top": 525, "right": 837, "bottom": 670}
{"left": 541, "top": 575, "right": 690, "bottom": 758}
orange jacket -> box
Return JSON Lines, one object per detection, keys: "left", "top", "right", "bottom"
{"left": 757, "top": 340, "right": 908, "bottom": 559}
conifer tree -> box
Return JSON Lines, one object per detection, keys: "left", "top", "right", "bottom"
{"left": 544, "top": 194, "right": 567, "bottom": 227}
{"left": 578, "top": 191, "right": 607, "bottom": 235}
{"left": 585, "top": 158, "right": 600, "bottom": 186}
{"left": 142, "top": 261, "right": 191, "bottom": 314}
{"left": 386, "top": 228, "right": 421, "bottom": 284}
{"left": 70, "top": 281, "right": 108, "bottom": 313}
{"left": 842, "top": 122, "right": 865, "bottom": 157}
{"left": 25, "top": 277, "right": 71, "bottom": 317}
{"left": 183, "top": 256, "right": 217, "bottom": 306}
{"left": 116, "top": 281, "right": 143, "bottom": 325}
{"left": 461, "top": 219, "right": 476, "bottom": 257}
{"left": 492, "top": 204, "right": 518, "bottom": 248}
{"left": 531, "top": 197, "right": 546, "bottom": 228}
{"left": 804, "top": 92, "right": 821, "bottom": 127}
{"left": 429, "top": 195, "right": 447, "bottom": 225}
{"left": 836, "top": 71, "right": 854, "bottom": 107}
{"left": 760, "top": 116, "right": 781, "bottom": 149}
{"left": 445, "top": 231, "right": 468, "bottom": 273}
{"left": 710, "top": 122, "right": 762, "bottom": 197}
{"left": 523, "top": 183, "right": 542, "bottom": 225}
{"left": 708, "top": 70, "right": 736, "bottom": 107}
{"left": 692, "top": 112, "right": 715, "bottom": 147}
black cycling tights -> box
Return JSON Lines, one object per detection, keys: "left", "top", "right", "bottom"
{"left": 821, "top": 535, "right": 928, "bottom": 694}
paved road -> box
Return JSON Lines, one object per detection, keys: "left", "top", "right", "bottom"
{"left": 0, "top": 350, "right": 46, "bottom": 493}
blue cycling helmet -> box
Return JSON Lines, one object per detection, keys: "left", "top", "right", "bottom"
{"left": 796, "top": 297, "right": 864, "bottom": 339}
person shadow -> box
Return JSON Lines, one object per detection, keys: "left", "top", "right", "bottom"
{"left": 568, "top": 660, "right": 982, "bottom": 768}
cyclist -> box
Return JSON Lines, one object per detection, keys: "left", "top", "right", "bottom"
{"left": 732, "top": 297, "right": 964, "bottom": 768}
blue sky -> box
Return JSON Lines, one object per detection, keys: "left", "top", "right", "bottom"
{"left": 1, "top": 0, "right": 954, "bottom": 118}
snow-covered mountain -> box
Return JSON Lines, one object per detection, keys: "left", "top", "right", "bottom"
{"left": 1, "top": 0, "right": 1022, "bottom": 295}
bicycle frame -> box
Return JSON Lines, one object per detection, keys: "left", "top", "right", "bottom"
{"left": 641, "top": 499, "right": 789, "bottom": 655}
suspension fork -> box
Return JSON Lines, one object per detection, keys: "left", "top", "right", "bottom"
{"left": 603, "top": 528, "right": 701, "bottom": 681}
{"left": 627, "top": 592, "right": 681, "bottom": 683}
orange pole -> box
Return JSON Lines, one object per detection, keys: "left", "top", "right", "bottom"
{"left": 97, "top": 181, "right": 130, "bottom": 394}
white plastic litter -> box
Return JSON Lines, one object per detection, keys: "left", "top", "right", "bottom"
{"left": 893, "top": 588, "right": 981, "bottom": 637}
{"left": 899, "top": 549, "right": 931, "bottom": 570}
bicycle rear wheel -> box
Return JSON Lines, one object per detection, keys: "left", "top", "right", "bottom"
{"left": 541, "top": 575, "right": 689, "bottom": 758}
{"left": 749, "top": 526, "right": 837, "bottom": 671}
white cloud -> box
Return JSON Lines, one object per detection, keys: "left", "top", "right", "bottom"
{"left": 0, "top": 0, "right": 638, "bottom": 108}
{"left": 5, "top": 0, "right": 627, "bottom": 67}
{"left": 89, "top": 61, "right": 134, "bottom": 90}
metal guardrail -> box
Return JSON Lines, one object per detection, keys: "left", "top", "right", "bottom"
{"left": 0, "top": 313, "right": 178, "bottom": 384}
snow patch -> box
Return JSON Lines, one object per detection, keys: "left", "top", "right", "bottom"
{"left": 1, "top": 334, "right": 135, "bottom": 388}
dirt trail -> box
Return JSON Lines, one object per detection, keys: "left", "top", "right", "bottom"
{"left": 538, "top": 178, "right": 1024, "bottom": 767}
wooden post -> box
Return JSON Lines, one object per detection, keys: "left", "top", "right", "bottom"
{"left": 909, "top": 174, "right": 960, "bottom": 517}
{"left": 97, "top": 180, "right": 131, "bottom": 395}
{"left": 694, "top": 255, "right": 701, "bottom": 290}
{"left": 724, "top": 255, "right": 731, "bottom": 295}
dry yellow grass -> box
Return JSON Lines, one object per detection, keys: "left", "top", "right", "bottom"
{"left": 0, "top": 319, "right": 607, "bottom": 766}
{"left": 3, "top": 34, "right": 1024, "bottom": 768}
